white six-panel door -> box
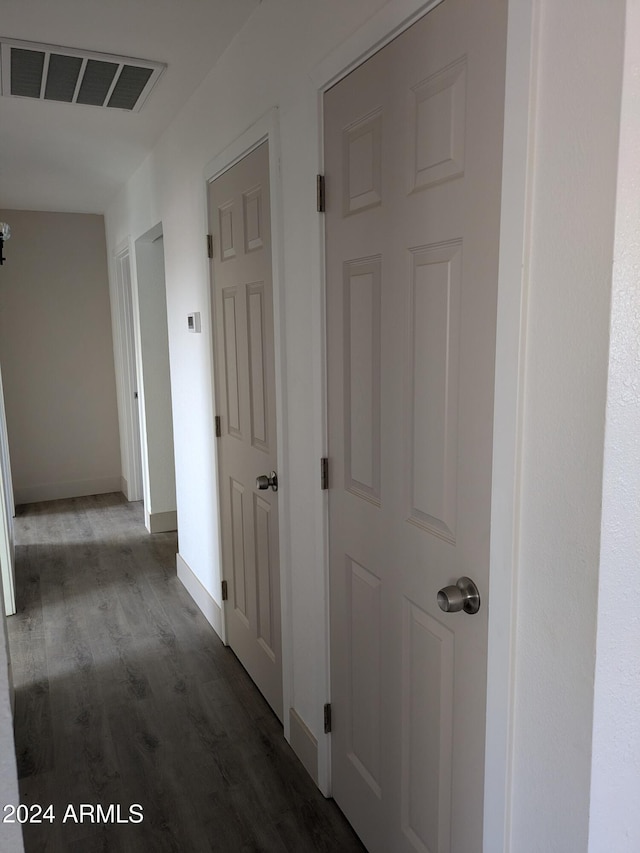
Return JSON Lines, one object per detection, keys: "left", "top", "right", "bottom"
{"left": 209, "top": 141, "right": 282, "bottom": 722}
{"left": 325, "top": 1, "right": 507, "bottom": 850}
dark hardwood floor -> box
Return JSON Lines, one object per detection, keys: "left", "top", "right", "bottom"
{"left": 7, "top": 493, "right": 364, "bottom": 853}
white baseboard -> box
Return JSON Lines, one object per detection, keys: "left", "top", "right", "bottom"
{"left": 14, "top": 476, "right": 122, "bottom": 505}
{"left": 176, "top": 552, "right": 223, "bottom": 641}
{"left": 146, "top": 509, "right": 177, "bottom": 533}
{"left": 289, "top": 707, "right": 319, "bottom": 785}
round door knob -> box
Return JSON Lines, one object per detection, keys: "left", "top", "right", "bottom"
{"left": 437, "top": 576, "right": 480, "bottom": 615}
{"left": 256, "top": 471, "right": 278, "bottom": 492}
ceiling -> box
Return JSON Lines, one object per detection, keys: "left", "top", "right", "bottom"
{"left": 0, "top": 0, "right": 260, "bottom": 214}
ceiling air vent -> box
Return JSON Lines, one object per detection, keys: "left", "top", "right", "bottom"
{"left": 0, "top": 39, "right": 165, "bottom": 112}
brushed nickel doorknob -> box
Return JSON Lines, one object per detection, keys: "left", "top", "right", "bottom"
{"left": 437, "top": 577, "right": 480, "bottom": 614}
{"left": 256, "top": 471, "right": 278, "bottom": 492}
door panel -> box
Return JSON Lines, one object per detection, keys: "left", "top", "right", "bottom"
{"left": 407, "top": 240, "right": 461, "bottom": 542}
{"left": 325, "top": 1, "right": 507, "bottom": 850}
{"left": 209, "top": 142, "right": 282, "bottom": 721}
{"left": 344, "top": 257, "right": 381, "bottom": 503}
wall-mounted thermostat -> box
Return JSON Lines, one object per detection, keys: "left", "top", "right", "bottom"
{"left": 187, "top": 312, "right": 201, "bottom": 333}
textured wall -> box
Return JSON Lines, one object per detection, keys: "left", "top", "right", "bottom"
{"left": 510, "top": 1, "right": 624, "bottom": 849}
{"left": 589, "top": 0, "right": 640, "bottom": 847}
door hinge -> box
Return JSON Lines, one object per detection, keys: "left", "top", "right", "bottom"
{"left": 221, "top": 579, "right": 228, "bottom": 601}
{"left": 215, "top": 415, "right": 221, "bottom": 437}
{"left": 320, "top": 457, "right": 329, "bottom": 490}
{"left": 316, "top": 174, "right": 325, "bottom": 213}
{"left": 324, "top": 702, "right": 332, "bottom": 734}
{"left": 207, "top": 233, "right": 214, "bottom": 259}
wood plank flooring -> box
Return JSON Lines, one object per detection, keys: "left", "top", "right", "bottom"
{"left": 7, "top": 493, "right": 365, "bottom": 853}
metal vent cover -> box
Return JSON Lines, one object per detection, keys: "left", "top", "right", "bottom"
{"left": 0, "top": 39, "right": 165, "bottom": 112}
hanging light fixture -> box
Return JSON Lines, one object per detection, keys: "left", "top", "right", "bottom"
{"left": 0, "top": 223, "right": 10, "bottom": 265}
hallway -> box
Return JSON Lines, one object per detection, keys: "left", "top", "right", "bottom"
{"left": 7, "top": 493, "right": 364, "bottom": 852}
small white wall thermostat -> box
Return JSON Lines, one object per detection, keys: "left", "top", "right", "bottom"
{"left": 187, "top": 312, "right": 201, "bottom": 333}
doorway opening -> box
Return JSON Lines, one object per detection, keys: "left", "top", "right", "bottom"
{"left": 133, "top": 225, "right": 177, "bottom": 534}
{"left": 114, "top": 248, "right": 143, "bottom": 504}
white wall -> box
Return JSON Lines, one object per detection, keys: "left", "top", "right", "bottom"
{"left": 509, "top": 1, "right": 624, "bottom": 850}
{"left": 589, "top": 1, "right": 640, "bottom": 849}
{"left": 0, "top": 210, "right": 121, "bottom": 505}
{"left": 104, "top": 0, "right": 633, "bottom": 846}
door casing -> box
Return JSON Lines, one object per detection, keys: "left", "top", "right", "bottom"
{"left": 133, "top": 225, "right": 178, "bottom": 534}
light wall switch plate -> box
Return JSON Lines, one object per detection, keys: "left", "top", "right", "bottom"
{"left": 187, "top": 312, "right": 201, "bottom": 333}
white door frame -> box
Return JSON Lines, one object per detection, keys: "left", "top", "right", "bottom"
{"left": 113, "top": 245, "right": 144, "bottom": 503}
{"left": 134, "top": 223, "right": 179, "bottom": 534}
{"left": 311, "top": 0, "right": 536, "bottom": 848}
{"left": 203, "top": 108, "right": 293, "bottom": 736}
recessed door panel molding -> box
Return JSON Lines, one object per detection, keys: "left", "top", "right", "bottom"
{"left": 222, "top": 288, "right": 242, "bottom": 438}
{"left": 346, "top": 555, "right": 382, "bottom": 798}
{"left": 230, "top": 478, "right": 248, "bottom": 624}
{"left": 344, "top": 256, "right": 381, "bottom": 504}
{"left": 219, "top": 200, "right": 237, "bottom": 261}
{"left": 343, "top": 108, "right": 383, "bottom": 216}
{"left": 254, "top": 493, "right": 275, "bottom": 659}
{"left": 209, "top": 140, "right": 283, "bottom": 722}
{"left": 243, "top": 185, "right": 264, "bottom": 253}
{"left": 407, "top": 239, "right": 461, "bottom": 543}
{"left": 247, "top": 282, "right": 269, "bottom": 451}
{"left": 408, "top": 56, "right": 466, "bottom": 193}
{"left": 401, "top": 600, "right": 454, "bottom": 853}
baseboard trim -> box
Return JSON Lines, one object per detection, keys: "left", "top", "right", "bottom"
{"left": 14, "top": 476, "right": 122, "bottom": 506}
{"left": 176, "top": 553, "right": 223, "bottom": 641}
{"left": 289, "top": 707, "right": 319, "bottom": 785}
{"left": 146, "top": 509, "right": 177, "bottom": 534}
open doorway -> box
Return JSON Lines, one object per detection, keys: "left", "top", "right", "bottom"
{"left": 114, "top": 248, "right": 144, "bottom": 503}
{"left": 133, "top": 225, "right": 177, "bottom": 534}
